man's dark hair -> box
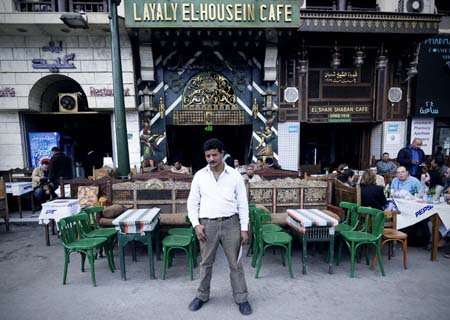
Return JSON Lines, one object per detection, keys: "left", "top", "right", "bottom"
{"left": 203, "top": 138, "right": 224, "bottom": 152}
{"left": 383, "top": 152, "right": 389, "bottom": 157}
{"left": 369, "top": 164, "right": 377, "bottom": 169}
{"left": 51, "top": 146, "right": 60, "bottom": 152}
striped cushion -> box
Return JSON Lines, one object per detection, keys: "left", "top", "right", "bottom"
{"left": 112, "top": 208, "right": 160, "bottom": 234}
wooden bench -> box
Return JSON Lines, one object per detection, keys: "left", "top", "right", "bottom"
{"left": 111, "top": 179, "right": 191, "bottom": 227}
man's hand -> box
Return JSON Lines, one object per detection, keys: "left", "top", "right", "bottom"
{"left": 240, "top": 231, "right": 249, "bottom": 245}
{"left": 411, "top": 160, "right": 418, "bottom": 164}
{"left": 195, "top": 225, "right": 207, "bottom": 242}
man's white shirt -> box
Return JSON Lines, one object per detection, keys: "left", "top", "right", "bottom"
{"left": 188, "top": 163, "right": 249, "bottom": 231}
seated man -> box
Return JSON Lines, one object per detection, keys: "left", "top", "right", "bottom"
{"left": 377, "top": 152, "right": 397, "bottom": 176}
{"left": 233, "top": 159, "right": 246, "bottom": 174}
{"left": 32, "top": 158, "right": 52, "bottom": 207}
{"left": 170, "top": 160, "right": 190, "bottom": 174}
{"left": 390, "top": 166, "right": 422, "bottom": 196}
{"left": 242, "top": 164, "right": 263, "bottom": 182}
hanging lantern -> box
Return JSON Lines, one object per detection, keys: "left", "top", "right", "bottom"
{"left": 407, "top": 61, "right": 418, "bottom": 78}
{"left": 298, "top": 60, "right": 308, "bottom": 75}
{"left": 353, "top": 47, "right": 365, "bottom": 68}
{"left": 330, "top": 44, "right": 341, "bottom": 69}
{"left": 298, "top": 40, "right": 308, "bottom": 76}
{"left": 376, "top": 55, "right": 388, "bottom": 70}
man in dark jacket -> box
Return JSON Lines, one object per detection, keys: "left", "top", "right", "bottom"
{"left": 49, "top": 147, "right": 73, "bottom": 190}
{"left": 396, "top": 138, "right": 427, "bottom": 180}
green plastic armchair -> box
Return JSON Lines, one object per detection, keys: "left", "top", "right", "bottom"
{"left": 78, "top": 207, "right": 118, "bottom": 271}
{"left": 253, "top": 208, "right": 293, "bottom": 279}
{"left": 339, "top": 206, "right": 386, "bottom": 278}
{"left": 247, "top": 204, "right": 282, "bottom": 258}
{"left": 161, "top": 234, "right": 194, "bottom": 280}
{"left": 167, "top": 215, "right": 197, "bottom": 266}
{"left": 335, "top": 201, "right": 360, "bottom": 266}
{"left": 58, "top": 213, "right": 114, "bottom": 286}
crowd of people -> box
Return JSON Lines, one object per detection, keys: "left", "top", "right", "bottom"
{"left": 334, "top": 138, "right": 450, "bottom": 258}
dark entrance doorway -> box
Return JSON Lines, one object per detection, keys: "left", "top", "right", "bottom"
{"left": 166, "top": 125, "right": 252, "bottom": 173}
{"left": 300, "top": 123, "right": 371, "bottom": 170}
{"left": 22, "top": 113, "right": 113, "bottom": 177}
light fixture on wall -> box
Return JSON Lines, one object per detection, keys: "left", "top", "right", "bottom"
{"left": 353, "top": 46, "right": 365, "bottom": 68}
{"left": 138, "top": 85, "right": 156, "bottom": 115}
{"left": 262, "top": 88, "right": 276, "bottom": 117}
{"left": 60, "top": 12, "right": 89, "bottom": 29}
{"left": 330, "top": 42, "right": 341, "bottom": 69}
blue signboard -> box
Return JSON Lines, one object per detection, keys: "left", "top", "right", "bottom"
{"left": 387, "top": 124, "right": 398, "bottom": 133}
{"left": 28, "top": 132, "right": 60, "bottom": 168}
{"left": 288, "top": 124, "right": 300, "bottom": 133}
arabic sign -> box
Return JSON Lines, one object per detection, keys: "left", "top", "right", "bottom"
{"left": 0, "top": 87, "right": 15, "bottom": 97}
{"left": 415, "top": 35, "right": 450, "bottom": 117}
{"left": 125, "top": 0, "right": 300, "bottom": 28}
{"left": 411, "top": 118, "right": 434, "bottom": 155}
{"left": 323, "top": 70, "right": 359, "bottom": 84}
{"left": 32, "top": 41, "right": 76, "bottom": 73}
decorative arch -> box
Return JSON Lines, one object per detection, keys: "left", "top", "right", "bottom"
{"left": 28, "top": 74, "right": 87, "bottom": 112}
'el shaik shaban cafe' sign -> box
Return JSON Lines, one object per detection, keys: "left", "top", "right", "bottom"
{"left": 125, "top": 0, "right": 300, "bottom": 28}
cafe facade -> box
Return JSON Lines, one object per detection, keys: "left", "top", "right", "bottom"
{"left": 128, "top": 0, "right": 441, "bottom": 172}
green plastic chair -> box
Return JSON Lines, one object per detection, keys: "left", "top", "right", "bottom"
{"left": 58, "top": 213, "right": 114, "bottom": 287}
{"left": 339, "top": 206, "right": 386, "bottom": 278}
{"left": 78, "top": 207, "right": 118, "bottom": 271}
{"left": 247, "top": 204, "right": 282, "bottom": 257}
{"left": 167, "top": 215, "right": 197, "bottom": 266}
{"left": 162, "top": 234, "right": 194, "bottom": 280}
{"left": 335, "top": 202, "right": 360, "bottom": 266}
{"left": 253, "top": 208, "right": 294, "bottom": 279}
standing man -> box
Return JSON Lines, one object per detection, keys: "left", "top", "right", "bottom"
{"left": 397, "top": 138, "right": 427, "bottom": 180}
{"left": 187, "top": 138, "right": 251, "bottom": 316}
{"left": 49, "top": 147, "right": 73, "bottom": 191}
{"left": 377, "top": 152, "right": 397, "bottom": 176}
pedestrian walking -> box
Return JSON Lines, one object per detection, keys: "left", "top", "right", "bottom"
{"left": 187, "top": 138, "right": 252, "bottom": 315}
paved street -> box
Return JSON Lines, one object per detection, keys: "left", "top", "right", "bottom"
{"left": 1, "top": 218, "right": 450, "bottom": 320}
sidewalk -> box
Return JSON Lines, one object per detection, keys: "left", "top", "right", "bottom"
{"left": 1, "top": 212, "right": 450, "bottom": 320}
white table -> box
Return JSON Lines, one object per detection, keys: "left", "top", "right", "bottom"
{"left": 38, "top": 199, "right": 81, "bottom": 246}
{"left": 393, "top": 198, "right": 450, "bottom": 261}
{"left": 5, "top": 181, "right": 35, "bottom": 218}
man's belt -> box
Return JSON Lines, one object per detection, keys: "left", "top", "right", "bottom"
{"left": 200, "top": 214, "right": 236, "bottom": 222}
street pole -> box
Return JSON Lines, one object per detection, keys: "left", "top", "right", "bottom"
{"left": 109, "top": 0, "right": 130, "bottom": 177}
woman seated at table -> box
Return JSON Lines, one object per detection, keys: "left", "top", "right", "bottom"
{"left": 360, "top": 169, "right": 387, "bottom": 210}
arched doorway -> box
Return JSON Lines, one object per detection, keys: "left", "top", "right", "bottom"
{"left": 23, "top": 75, "right": 113, "bottom": 177}
{"left": 166, "top": 71, "right": 252, "bottom": 172}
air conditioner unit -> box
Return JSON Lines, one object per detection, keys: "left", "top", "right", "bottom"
{"left": 58, "top": 93, "right": 78, "bottom": 112}
{"left": 398, "top": 0, "right": 435, "bottom": 14}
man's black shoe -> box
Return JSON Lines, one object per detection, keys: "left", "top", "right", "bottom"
{"left": 238, "top": 301, "right": 252, "bottom": 315}
{"left": 188, "top": 298, "right": 207, "bottom": 311}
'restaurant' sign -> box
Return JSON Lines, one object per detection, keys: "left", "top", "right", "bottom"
{"left": 125, "top": 0, "right": 300, "bottom": 28}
